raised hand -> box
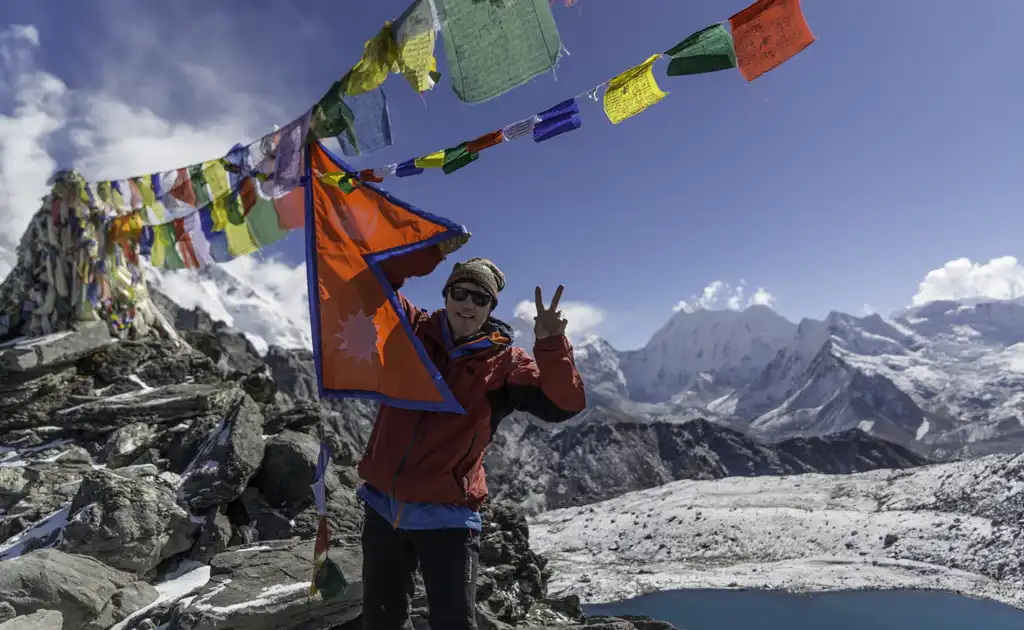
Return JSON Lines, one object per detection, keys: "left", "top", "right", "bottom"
{"left": 534, "top": 285, "right": 568, "bottom": 340}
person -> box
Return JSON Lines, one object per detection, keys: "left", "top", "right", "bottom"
{"left": 356, "top": 254, "right": 587, "bottom": 630}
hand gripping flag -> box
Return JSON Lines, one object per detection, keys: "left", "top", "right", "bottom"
{"left": 304, "top": 140, "right": 470, "bottom": 412}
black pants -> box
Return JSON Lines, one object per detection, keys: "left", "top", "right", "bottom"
{"left": 361, "top": 503, "right": 480, "bottom": 630}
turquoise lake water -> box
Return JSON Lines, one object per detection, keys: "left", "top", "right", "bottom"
{"left": 585, "top": 589, "right": 1024, "bottom": 630}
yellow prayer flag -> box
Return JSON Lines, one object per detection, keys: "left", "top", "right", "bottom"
{"left": 204, "top": 160, "right": 233, "bottom": 217}
{"left": 397, "top": 40, "right": 438, "bottom": 93}
{"left": 346, "top": 23, "right": 399, "bottom": 96}
{"left": 394, "top": 0, "right": 440, "bottom": 93}
{"left": 414, "top": 151, "right": 445, "bottom": 168}
{"left": 224, "top": 221, "right": 259, "bottom": 258}
{"left": 603, "top": 54, "right": 667, "bottom": 125}
{"left": 319, "top": 172, "right": 346, "bottom": 186}
{"left": 134, "top": 175, "right": 166, "bottom": 224}
{"left": 133, "top": 176, "right": 156, "bottom": 208}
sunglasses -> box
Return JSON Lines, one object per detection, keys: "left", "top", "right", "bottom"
{"left": 448, "top": 286, "right": 492, "bottom": 308}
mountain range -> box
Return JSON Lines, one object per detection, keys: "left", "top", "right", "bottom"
{"left": 145, "top": 265, "right": 1024, "bottom": 462}
{"left": 577, "top": 298, "right": 1024, "bottom": 460}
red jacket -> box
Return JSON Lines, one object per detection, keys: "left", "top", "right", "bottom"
{"left": 357, "top": 255, "right": 586, "bottom": 511}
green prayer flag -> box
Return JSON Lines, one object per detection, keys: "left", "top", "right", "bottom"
{"left": 244, "top": 198, "right": 289, "bottom": 249}
{"left": 436, "top": 0, "right": 562, "bottom": 103}
{"left": 311, "top": 78, "right": 356, "bottom": 139}
{"left": 337, "top": 175, "right": 357, "bottom": 193}
{"left": 96, "top": 181, "right": 112, "bottom": 204}
{"left": 442, "top": 144, "right": 479, "bottom": 175}
{"left": 665, "top": 23, "right": 737, "bottom": 77}
{"left": 314, "top": 556, "right": 349, "bottom": 601}
{"left": 154, "top": 224, "right": 185, "bottom": 270}
{"left": 188, "top": 164, "right": 212, "bottom": 210}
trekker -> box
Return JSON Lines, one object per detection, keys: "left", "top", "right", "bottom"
{"left": 356, "top": 253, "right": 587, "bottom": 630}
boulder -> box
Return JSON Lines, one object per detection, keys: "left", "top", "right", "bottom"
{"left": 103, "top": 423, "right": 160, "bottom": 468}
{"left": 0, "top": 549, "right": 158, "bottom": 630}
{"left": 50, "top": 383, "right": 239, "bottom": 436}
{"left": 190, "top": 509, "right": 233, "bottom": 564}
{"left": 0, "top": 321, "right": 112, "bottom": 374}
{"left": 178, "top": 327, "right": 264, "bottom": 377}
{"left": 0, "top": 460, "right": 92, "bottom": 543}
{"left": 0, "top": 366, "right": 93, "bottom": 433}
{"left": 58, "top": 468, "right": 197, "bottom": 575}
{"left": 168, "top": 539, "right": 362, "bottom": 630}
{"left": 74, "top": 337, "right": 220, "bottom": 390}
{"left": 239, "top": 365, "right": 277, "bottom": 404}
{"left": 263, "top": 404, "right": 325, "bottom": 436}
{"left": 0, "top": 609, "right": 63, "bottom": 630}
{"left": 177, "top": 395, "right": 265, "bottom": 512}
{"left": 290, "top": 490, "right": 364, "bottom": 540}
{"left": 254, "top": 430, "right": 340, "bottom": 509}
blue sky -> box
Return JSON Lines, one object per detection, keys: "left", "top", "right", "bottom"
{"left": 2, "top": 0, "right": 1022, "bottom": 350}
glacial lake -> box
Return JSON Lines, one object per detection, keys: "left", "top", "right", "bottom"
{"left": 585, "top": 589, "right": 1024, "bottom": 630}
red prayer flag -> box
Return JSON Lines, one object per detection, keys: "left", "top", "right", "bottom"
{"left": 729, "top": 0, "right": 816, "bottom": 82}
{"left": 314, "top": 515, "right": 330, "bottom": 559}
{"left": 357, "top": 169, "right": 383, "bottom": 183}
{"left": 168, "top": 168, "right": 197, "bottom": 207}
{"left": 466, "top": 130, "right": 503, "bottom": 154}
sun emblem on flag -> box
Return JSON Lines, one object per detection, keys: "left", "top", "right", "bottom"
{"left": 335, "top": 310, "right": 381, "bottom": 363}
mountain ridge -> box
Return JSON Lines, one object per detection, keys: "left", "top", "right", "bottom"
{"left": 142, "top": 265, "right": 1024, "bottom": 460}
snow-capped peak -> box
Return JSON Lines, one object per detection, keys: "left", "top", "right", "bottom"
{"left": 145, "top": 259, "right": 311, "bottom": 356}
{"left": 619, "top": 305, "right": 797, "bottom": 403}
{"left": 572, "top": 335, "right": 629, "bottom": 404}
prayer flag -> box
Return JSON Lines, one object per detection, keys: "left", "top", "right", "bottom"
{"left": 436, "top": 0, "right": 562, "bottom": 103}
{"left": 603, "top": 55, "right": 667, "bottom": 124}
{"left": 666, "top": 23, "right": 737, "bottom": 76}
{"left": 729, "top": 0, "right": 816, "bottom": 81}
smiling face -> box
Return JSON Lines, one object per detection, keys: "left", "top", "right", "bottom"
{"left": 445, "top": 282, "right": 494, "bottom": 339}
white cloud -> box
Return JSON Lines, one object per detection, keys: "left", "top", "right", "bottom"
{"left": 512, "top": 299, "right": 605, "bottom": 343}
{"left": 0, "top": 22, "right": 269, "bottom": 251}
{"left": 0, "top": 22, "right": 313, "bottom": 350}
{"left": 911, "top": 256, "right": 1024, "bottom": 306}
{"left": 0, "top": 25, "right": 67, "bottom": 267}
{"left": 673, "top": 280, "right": 776, "bottom": 313}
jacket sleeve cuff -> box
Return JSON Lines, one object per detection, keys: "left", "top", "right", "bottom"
{"left": 534, "top": 334, "right": 571, "bottom": 353}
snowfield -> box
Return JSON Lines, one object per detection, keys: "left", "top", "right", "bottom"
{"left": 529, "top": 453, "right": 1024, "bottom": 610}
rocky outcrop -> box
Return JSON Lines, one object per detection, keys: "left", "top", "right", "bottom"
{"left": 0, "top": 610, "right": 64, "bottom": 630}
{"left": 169, "top": 539, "right": 363, "bottom": 630}
{"left": 254, "top": 430, "right": 339, "bottom": 509}
{"left": 0, "top": 322, "right": 680, "bottom": 630}
{"left": 58, "top": 467, "right": 196, "bottom": 576}
{"left": 0, "top": 549, "right": 158, "bottom": 630}
{"left": 177, "top": 395, "right": 266, "bottom": 512}
{"left": 0, "top": 457, "right": 93, "bottom": 545}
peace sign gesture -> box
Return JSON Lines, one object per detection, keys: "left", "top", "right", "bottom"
{"left": 534, "top": 285, "right": 568, "bottom": 340}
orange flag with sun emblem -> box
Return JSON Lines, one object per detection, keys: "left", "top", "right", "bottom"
{"left": 305, "top": 141, "right": 469, "bottom": 412}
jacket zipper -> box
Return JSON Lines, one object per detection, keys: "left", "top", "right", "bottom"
{"left": 452, "top": 430, "right": 479, "bottom": 500}
{"left": 389, "top": 416, "right": 425, "bottom": 529}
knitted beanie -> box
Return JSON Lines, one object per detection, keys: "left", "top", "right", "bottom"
{"left": 443, "top": 258, "right": 506, "bottom": 305}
